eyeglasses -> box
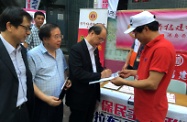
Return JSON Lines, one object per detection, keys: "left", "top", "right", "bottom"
{"left": 19, "top": 25, "right": 32, "bottom": 32}
{"left": 98, "top": 37, "right": 105, "bottom": 42}
{"left": 53, "top": 34, "right": 64, "bottom": 39}
{"left": 97, "top": 35, "right": 105, "bottom": 42}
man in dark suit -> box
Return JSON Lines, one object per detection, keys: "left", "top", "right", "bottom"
{"left": 0, "top": 7, "right": 34, "bottom": 122}
{"left": 66, "top": 24, "right": 112, "bottom": 122}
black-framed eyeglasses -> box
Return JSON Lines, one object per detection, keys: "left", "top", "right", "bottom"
{"left": 19, "top": 25, "right": 32, "bottom": 32}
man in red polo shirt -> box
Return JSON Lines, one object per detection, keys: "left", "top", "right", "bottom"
{"left": 111, "top": 11, "right": 176, "bottom": 122}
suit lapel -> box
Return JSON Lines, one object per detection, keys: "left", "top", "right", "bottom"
{"left": 81, "top": 40, "right": 92, "bottom": 67}
{"left": 20, "top": 45, "right": 28, "bottom": 70}
{"left": 0, "top": 39, "right": 18, "bottom": 78}
{"left": 94, "top": 48, "right": 99, "bottom": 72}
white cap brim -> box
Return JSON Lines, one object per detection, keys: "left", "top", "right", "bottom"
{"left": 124, "top": 27, "right": 135, "bottom": 34}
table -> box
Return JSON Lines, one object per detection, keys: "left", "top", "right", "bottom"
{"left": 93, "top": 84, "right": 187, "bottom": 122}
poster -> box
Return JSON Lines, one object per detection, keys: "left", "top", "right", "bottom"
{"left": 94, "top": 0, "right": 119, "bottom": 19}
{"left": 77, "top": 9, "right": 108, "bottom": 66}
{"left": 25, "top": 0, "right": 41, "bottom": 10}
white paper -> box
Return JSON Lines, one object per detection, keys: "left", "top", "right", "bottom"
{"left": 103, "top": 82, "right": 121, "bottom": 90}
{"left": 167, "top": 93, "right": 176, "bottom": 103}
{"left": 89, "top": 71, "right": 119, "bottom": 84}
{"left": 119, "top": 85, "right": 134, "bottom": 94}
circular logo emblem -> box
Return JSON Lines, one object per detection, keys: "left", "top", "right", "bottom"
{"left": 176, "top": 54, "right": 184, "bottom": 66}
{"left": 89, "top": 11, "right": 97, "bottom": 21}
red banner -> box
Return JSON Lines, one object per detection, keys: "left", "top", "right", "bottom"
{"left": 172, "top": 51, "right": 187, "bottom": 84}
{"left": 116, "top": 9, "right": 187, "bottom": 51}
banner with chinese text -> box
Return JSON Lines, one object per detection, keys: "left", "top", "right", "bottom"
{"left": 78, "top": 9, "right": 108, "bottom": 66}
{"left": 172, "top": 51, "right": 187, "bottom": 84}
{"left": 25, "top": 0, "right": 41, "bottom": 10}
{"left": 94, "top": 0, "right": 119, "bottom": 18}
{"left": 116, "top": 9, "right": 187, "bottom": 50}
{"left": 93, "top": 88, "right": 187, "bottom": 122}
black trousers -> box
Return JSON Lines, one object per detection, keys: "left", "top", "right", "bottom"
{"left": 15, "top": 103, "right": 30, "bottom": 122}
{"left": 69, "top": 102, "right": 96, "bottom": 122}
{"left": 34, "top": 97, "right": 64, "bottom": 122}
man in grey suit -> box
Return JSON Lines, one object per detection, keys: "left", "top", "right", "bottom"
{"left": 0, "top": 7, "right": 34, "bottom": 122}
{"left": 66, "top": 24, "right": 112, "bottom": 122}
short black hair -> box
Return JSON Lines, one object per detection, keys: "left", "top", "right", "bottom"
{"left": 88, "top": 24, "right": 107, "bottom": 35}
{"left": 134, "top": 21, "right": 159, "bottom": 33}
{"left": 39, "top": 23, "right": 59, "bottom": 41}
{"left": 0, "top": 6, "right": 32, "bottom": 31}
{"left": 34, "top": 11, "right": 45, "bottom": 19}
{"left": 146, "top": 21, "right": 159, "bottom": 31}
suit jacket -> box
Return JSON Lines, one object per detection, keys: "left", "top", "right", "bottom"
{"left": 0, "top": 39, "right": 34, "bottom": 122}
{"left": 66, "top": 40, "right": 103, "bottom": 110}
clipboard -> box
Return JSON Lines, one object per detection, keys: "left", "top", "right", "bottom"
{"left": 89, "top": 71, "right": 119, "bottom": 84}
{"left": 59, "top": 77, "right": 68, "bottom": 100}
{"left": 61, "top": 77, "right": 68, "bottom": 90}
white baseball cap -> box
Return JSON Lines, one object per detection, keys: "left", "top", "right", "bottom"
{"left": 124, "top": 11, "right": 155, "bottom": 34}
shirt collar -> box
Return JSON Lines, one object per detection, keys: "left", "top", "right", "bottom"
{"left": 146, "top": 34, "right": 164, "bottom": 48}
{"left": 85, "top": 39, "right": 96, "bottom": 52}
{"left": 33, "top": 24, "right": 39, "bottom": 31}
{"left": 39, "top": 43, "right": 58, "bottom": 58}
{"left": 0, "top": 34, "right": 21, "bottom": 54}
{"left": 39, "top": 43, "right": 48, "bottom": 54}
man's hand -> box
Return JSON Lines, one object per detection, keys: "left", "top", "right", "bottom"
{"left": 45, "top": 96, "right": 62, "bottom": 107}
{"left": 119, "top": 69, "right": 137, "bottom": 78}
{"left": 64, "top": 80, "right": 72, "bottom": 90}
{"left": 111, "top": 77, "right": 127, "bottom": 86}
{"left": 101, "top": 69, "right": 112, "bottom": 78}
{"left": 119, "top": 69, "right": 131, "bottom": 78}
